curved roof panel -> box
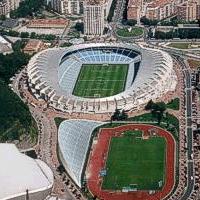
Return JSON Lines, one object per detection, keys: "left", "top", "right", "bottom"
{"left": 0, "top": 144, "right": 54, "bottom": 199}
{"left": 58, "top": 119, "right": 105, "bottom": 187}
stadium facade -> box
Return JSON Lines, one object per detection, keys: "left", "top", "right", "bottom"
{"left": 0, "top": 144, "right": 54, "bottom": 200}
{"left": 27, "top": 43, "right": 177, "bottom": 113}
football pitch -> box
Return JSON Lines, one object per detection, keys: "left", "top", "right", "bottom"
{"left": 73, "top": 64, "right": 129, "bottom": 98}
{"left": 102, "top": 134, "right": 166, "bottom": 191}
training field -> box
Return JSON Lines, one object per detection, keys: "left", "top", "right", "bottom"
{"left": 73, "top": 64, "right": 128, "bottom": 98}
{"left": 102, "top": 134, "right": 166, "bottom": 191}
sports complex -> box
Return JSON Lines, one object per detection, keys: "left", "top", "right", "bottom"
{"left": 58, "top": 120, "right": 176, "bottom": 200}
{"left": 27, "top": 43, "right": 177, "bottom": 113}
{"left": 26, "top": 43, "right": 178, "bottom": 200}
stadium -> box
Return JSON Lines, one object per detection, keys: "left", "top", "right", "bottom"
{"left": 58, "top": 120, "right": 176, "bottom": 200}
{"left": 27, "top": 43, "right": 177, "bottom": 113}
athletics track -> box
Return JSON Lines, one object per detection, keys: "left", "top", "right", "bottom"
{"left": 87, "top": 124, "right": 175, "bottom": 200}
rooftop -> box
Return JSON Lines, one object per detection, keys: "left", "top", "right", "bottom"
{"left": 0, "top": 143, "right": 53, "bottom": 199}
{"left": 23, "top": 39, "right": 44, "bottom": 52}
{"left": 27, "top": 18, "right": 69, "bottom": 28}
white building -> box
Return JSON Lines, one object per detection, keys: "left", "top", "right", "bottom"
{"left": 0, "top": 144, "right": 54, "bottom": 200}
{"left": 83, "top": 0, "right": 105, "bottom": 36}
{"left": 0, "top": 0, "right": 20, "bottom": 16}
{"left": 48, "top": 0, "right": 83, "bottom": 15}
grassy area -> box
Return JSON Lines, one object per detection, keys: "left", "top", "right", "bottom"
{"left": 54, "top": 117, "right": 66, "bottom": 128}
{"left": 123, "top": 130, "right": 143, "bottom": 137}
{"left": 102, "top": 135, "right": 166, "bottom": 190}
{"left": 168, "top": 42, "right": 200, "bottom": 49}
{"left": 68, "top": 30, "right": 80, "bottom": 38}
{"left": 116, "top": 27, "right": 144, "bottom": 37}
{"left": 128, "top": 113, "right": 179, "bottom": 141}
{"left": 166, "top": 98, "right": 180, "bottom": 110}
{"left": 73, "top": 64, "right": 128, "bottom": 98}
{"left": 187, "top": 59, "right": 200, "bottom": 69}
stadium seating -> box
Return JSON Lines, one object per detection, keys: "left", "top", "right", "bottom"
{"left": 27, "top": 43, "right": 177, "bottom": 113}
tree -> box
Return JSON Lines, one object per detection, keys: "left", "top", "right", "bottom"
{"left": 127, "top": 19, "right": 137, "bottom": 26}
{"left": 44, "top": 34, "right": 56, "bottom": 41}
{"left": 74, "top": 22, "right": 84, "bottom": 34}
{"left": 145, "top": 100, "right": 154, "bottom": 110}
{"left": 140, "top": 16, "right": 158, "bottom": 26}
{"left": 0, "top": 15, "right": 6, "bottom": 20}
{"left": 145, "top": 101, "right": 166, "bottom": 124}
{"left": 30, "top": 32, "right": 37, "bottom": 39}
{"left": 12, "top": 40, "right": 26, "bottom": 51}
{"left": 20, "top": 32, "right": 29, "bottom": 38}
{"left": 111, "top": 109, "right": 121, "bottom": 121}
{"left": 103, "top": 27, "right": 109, "bottom": 35}
{"left": 154, "top": 31, "right": 166, "bottom": 39}
{"left": 107, "top": 0, "right": 117, "bottom": 22}
{"left": 159, "top": 102, "right": 167, "bottom": 112}
{"left": 0, "top": 46, "right": 36, "bottom": 142}
{"left": 8, "top": 30, "right": 19, "bottom": 37}
{"left": 111, "top": 109, "right": 128, "bottom": 121}
{"left": 120, "top": 110, "right": 128, "bottom": 120}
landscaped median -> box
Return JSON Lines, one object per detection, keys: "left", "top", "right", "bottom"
{"left": 167, "top": 42, "right": 200, "bottom": 49}
{"left": 116, "top": 27, "right": 144, "bottom": 38}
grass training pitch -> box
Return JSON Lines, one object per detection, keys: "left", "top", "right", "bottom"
{"left": 102, "top": 134, "right": 166, "bottom": 191}
{"left": 73, "top": 64, "right": 128, "bottom": 98}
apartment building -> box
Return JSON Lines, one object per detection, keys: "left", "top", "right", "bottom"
{"left": 145, "top": 0, "right": 176, "bottom": 20}
{"left": 177, "top": 0, "right": 197, "bottom": 21}
{"left": 127, "top": 0, "right": 143, "bottom": 23}
{"left": 127, "top": 0, "right": 200, "bottom": 21}
{"left": 48, "top": 0, "right": 83, "bottom": 15}
{"left": 83, "top": 0, "right": 105, "bottom": 35}
{"left": 0, "top": 0, "right": 20, "bottom": 16}
{"left": 0, "top": 0, "right": 7, "bottom": 16}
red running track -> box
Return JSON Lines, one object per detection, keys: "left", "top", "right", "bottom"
{"left": 87, "top": 124, "right": 176, "bottom": 200}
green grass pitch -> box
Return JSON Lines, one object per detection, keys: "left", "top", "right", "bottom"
{"left": 72, "top": 64, "right": 129, "bottom": 98}
{"left": 102, "top": 134, "right": 166, "bottom": 191}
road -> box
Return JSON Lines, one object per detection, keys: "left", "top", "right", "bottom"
{"left": 147, "top": 44, "right": 196, "bottom": 199}
{"left": 11, "top": 69, "right": 79, "bottom": 200}
{"left": 175, "top": 56, "right": 195, "bottom": 200}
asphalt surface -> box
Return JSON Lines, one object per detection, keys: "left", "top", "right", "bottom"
{"left": 176, "top": 57, "right": 195, "bottom": 200}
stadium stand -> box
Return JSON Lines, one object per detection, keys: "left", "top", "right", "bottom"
{"left": 27, "top": 43, "right": 177, "bottom": 113}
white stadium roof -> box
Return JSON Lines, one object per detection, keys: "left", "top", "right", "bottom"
{"left": 58, "top": 119, "right": 105, "bottom": 187}
{"left": 27, "top": 43, "right": 177, "bottom": 113}
{"left": 0, "top": 144, "right": 53, "bottom": 200}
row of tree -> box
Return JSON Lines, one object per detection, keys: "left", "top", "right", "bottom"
{"left": 111, "top": 109, "right": 128, "bottom": 121}
{"left": 152, "top": 28, "right": 200, "bottom": 39}
{"left": 0, "top": 29, "right": 56, "bottom": 41}
{"left": 110, "top": 100, "right": 168, "bottom": 123}
{"left": 107, "top": 0, "right": 117, "bottom": 22}
{"left": 140, "top": 17, "right": 158, "bottom": 26}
